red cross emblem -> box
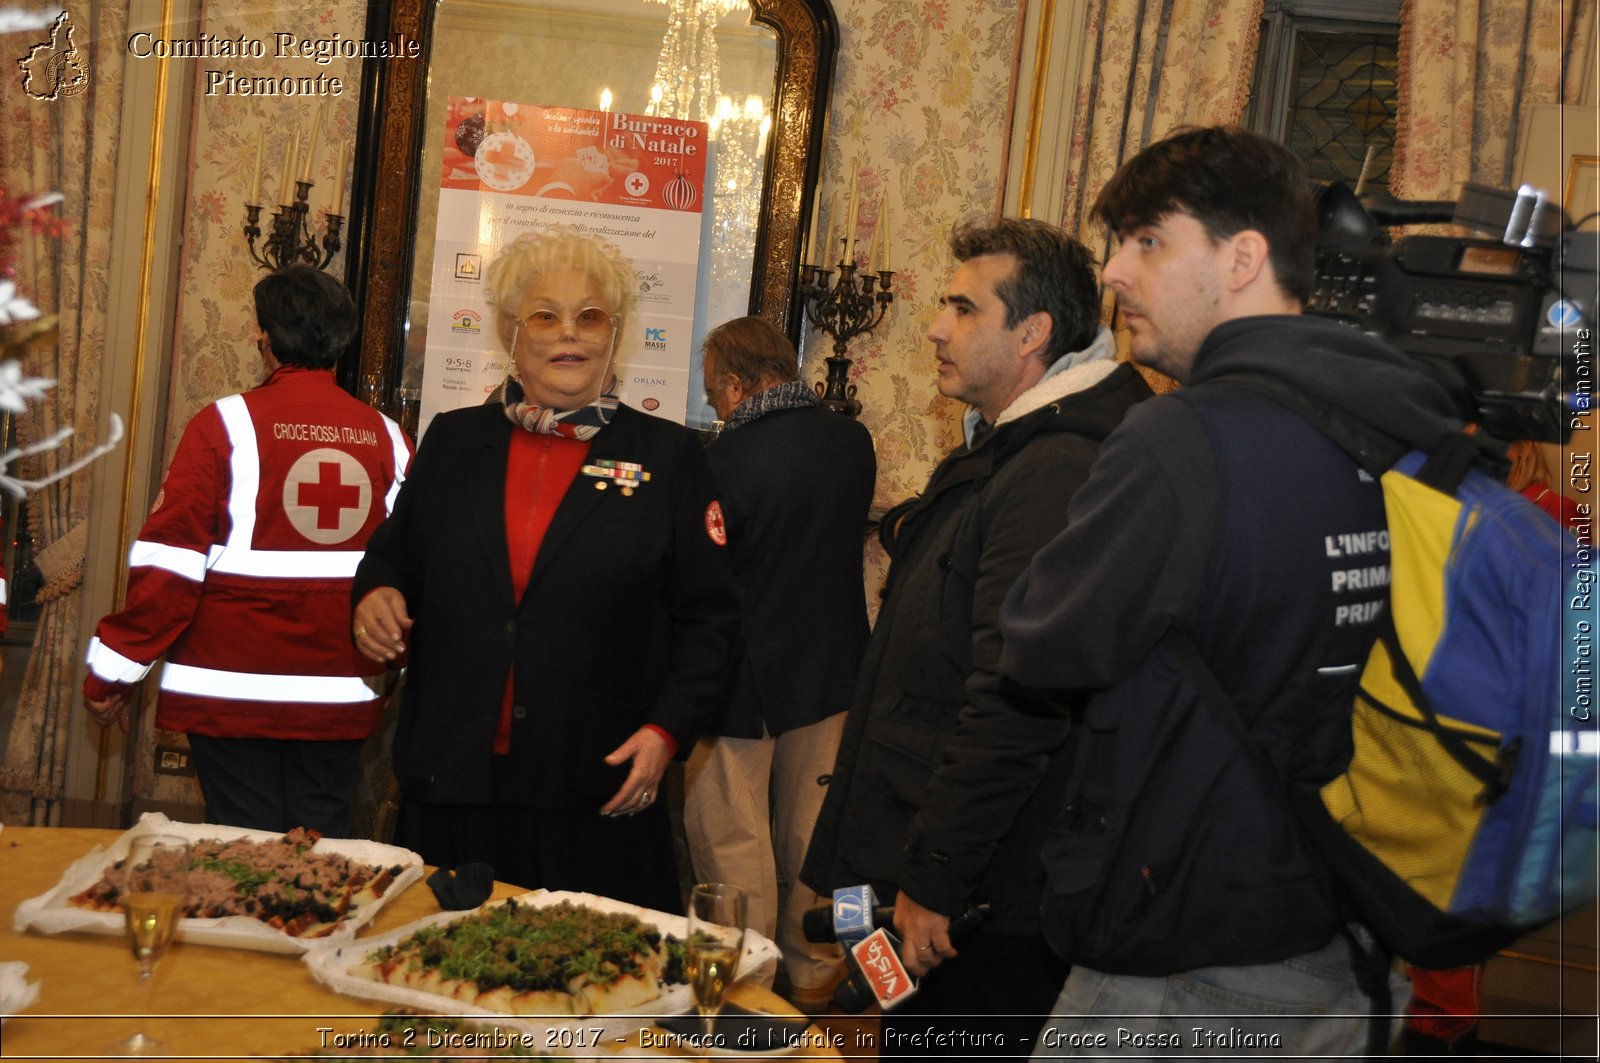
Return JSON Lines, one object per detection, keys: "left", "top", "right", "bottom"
{"left": 282, "top": 448, "right": 372, "bottom": 545}
{"left": 705, "top": 500, "right": 727, "bottom": 546}
{"left": 300, "top": 461, "right": 361, "bottom": 529}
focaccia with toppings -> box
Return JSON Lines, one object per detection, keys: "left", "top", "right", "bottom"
{"left": 349, "top": 898, "right": 683, "bottom": 1016}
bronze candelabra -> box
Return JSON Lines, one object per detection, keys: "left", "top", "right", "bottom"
{"left": 242, "top": 180, "right": 343, "bottom": 271}
{"left": 799, "top": 257, "right": 894, "bottom": 418}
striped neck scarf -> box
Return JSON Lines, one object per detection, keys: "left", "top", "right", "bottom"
{"left": 502, "top": 375, "right": 618, "bottom": 439}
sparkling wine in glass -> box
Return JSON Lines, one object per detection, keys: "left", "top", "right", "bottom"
{"left": 115, "top": 833, "right": 190, "bottom": 1055}
{"left": 686, "top": 882, "right": 746, "bottom": 1041}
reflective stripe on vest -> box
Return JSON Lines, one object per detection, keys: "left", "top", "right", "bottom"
{"left": 381, "top": 413, "right": 409, "bottom": 513}
{"left": 159, "top": 661, "right": 379, "bottom": 704}
{"left": 205, "top": 394, "right": 407, "bottom": 579}
{"left": 129, "top": 539, "right": 208, "bottom": 582}
{"left": 85, "top": 636, "right": 155, "bottom": 683}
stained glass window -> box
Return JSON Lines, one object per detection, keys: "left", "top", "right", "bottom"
{"left": 1247, "top": 1, "right": 1401, "bottom": 195}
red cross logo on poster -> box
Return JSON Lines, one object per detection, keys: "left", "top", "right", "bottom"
{"left": 282, "top": 449, "right": 372, "bottom": 544}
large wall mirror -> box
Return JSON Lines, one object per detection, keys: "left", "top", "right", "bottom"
{"left": 348, "top": 0, "right": 836, "bottom": 432}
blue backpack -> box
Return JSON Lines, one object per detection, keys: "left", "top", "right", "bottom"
{"left": 1183, "top": 376, "right": 1598, "bottom": 970}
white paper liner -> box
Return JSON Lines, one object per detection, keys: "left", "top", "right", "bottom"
{"left": 11, "top": 811, "right": 425, "bottom": 955}
{"left": 0, "top": 961, "right": 40, "bottom": 1024}
{"left": 302, "top": 890, "right": 781, "bottom": 1044}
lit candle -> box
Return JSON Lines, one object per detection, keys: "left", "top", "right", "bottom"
{"left": 279, "top": 130, "right": 297, "bottom": 203}
{"left": 868, "top": 200, "right": 882, "bottom": 272}
{"left": 757, "top": 115, "right": 770, "bottom": 158}
{"left": 844, "top": 163, "right": 860, "bottom": 263}
{"left": 333, "top": 143, "right": 346, "bottom": 209}
{"left": 821, "top": 192, "right": 837, "bottom": 266}
{"left": 301, "top": 105, "right": 322, "bottom": 182}
{"left": 805, "top": 169, "right": 824, "bottom": 266}
{"left": 599, "top": 87, "right": 612, "bottom": 113}
{"left": 249, "top": 129, "right": 263, "bottom": 204}
{"left": 882, "top": 196, "right": 892, "bottom": 272}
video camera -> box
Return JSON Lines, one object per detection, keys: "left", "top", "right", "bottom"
{"left": 1309, "top": 181, "right": 1599, "bottom": 442}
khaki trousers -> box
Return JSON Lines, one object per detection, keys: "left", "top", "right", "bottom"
{"left": 683, "top": 711, "right": 846, "bottom": 990}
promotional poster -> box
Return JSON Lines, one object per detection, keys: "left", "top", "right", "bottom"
{"left": 419, "top": 96, "right": 709, "bottom": 436}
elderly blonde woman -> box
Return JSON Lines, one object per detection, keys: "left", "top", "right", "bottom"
{"left": 353, "top": 228, "right": 737, "bottom": 910}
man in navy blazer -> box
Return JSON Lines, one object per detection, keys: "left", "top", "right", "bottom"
{"left": 685, "top": 316, "right": 876, "bottom": 1007}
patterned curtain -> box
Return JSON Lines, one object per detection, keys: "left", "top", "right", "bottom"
{"left": 0, "top": 4, "right": 129, "bottom": 824}
{"left": 1057, "top": 0, "right": 1267, "bottom": 247}
{"left": 1393, "top": 0, "right": 1595, "bottom": 198}
{"left": 1055, "top": 0, "right": 1265, "bottom": 392}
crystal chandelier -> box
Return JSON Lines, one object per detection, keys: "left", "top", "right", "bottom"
{"left": 641, "top": 0, "right": 746, "bottom": 123}
{"left": 642, "top": 1, "right": 769, "bottom": 325}
{"left": 706, "top": 95, "right": 770, "bottom": 300}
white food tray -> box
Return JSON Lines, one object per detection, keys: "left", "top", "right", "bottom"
{"left": 0, "top": 961, "right": 40, "bottom": 1024}
{"left": 11, "top": 811, "right": 425, "bottom": 955}
{"left": 302, "top": 890, "right": 780, "bottom": 1042}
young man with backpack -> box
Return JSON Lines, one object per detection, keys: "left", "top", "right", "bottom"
{"left": 998, "top": 126, "right": 1462, "bottom": 1055}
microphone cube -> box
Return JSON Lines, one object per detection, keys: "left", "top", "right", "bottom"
{"left": 830, "top": 885, "right": 877, "bottom": 947}
{"left": 849, "top": 927, "right": 917, "bottom": 1011}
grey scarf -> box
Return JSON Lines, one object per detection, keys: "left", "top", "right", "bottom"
{"left": 722, "top": 379, "right": 819, "bottom": 432}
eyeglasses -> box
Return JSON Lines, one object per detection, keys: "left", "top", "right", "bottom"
{"left": 513, "top": 307, "right": 618, "bottom": 343}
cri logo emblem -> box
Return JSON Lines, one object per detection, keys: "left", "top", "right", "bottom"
{"left": 18, "top": 10, "right": 90, "bottom": 101}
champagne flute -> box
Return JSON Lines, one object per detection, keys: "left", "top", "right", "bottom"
{"left": 686, "top": 882, "right": 746, "bottom": 1041}
{"left": 114, "top": 834, "right": 190, "bottom": 1055}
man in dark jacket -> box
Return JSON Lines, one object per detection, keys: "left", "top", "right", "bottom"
{"left": 685, "top": 315, "right": 876, "bottom": 1005}
{"left": 1000, "top": 127, "right": 1458, "bottom": 1056}
{"left": 800, "top": 219, "right": 1152, "bottom": 1052}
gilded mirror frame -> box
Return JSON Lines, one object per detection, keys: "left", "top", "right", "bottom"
{"left": 344, "top": 0, "right": 837, "bottom": 410}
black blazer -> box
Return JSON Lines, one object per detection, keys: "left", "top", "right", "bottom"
{"left": 706, "top": 404, "right": 875, "bottom": 737}
{"left": 353, "top": 403, "right": 739, "bottom": 809}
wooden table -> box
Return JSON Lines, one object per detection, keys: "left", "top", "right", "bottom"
{"left": 0, "top": 826, "right": 841, "bottom": 1060}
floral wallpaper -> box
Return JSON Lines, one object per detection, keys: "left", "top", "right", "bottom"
{"left": 165, "top": 3, "right": 364, "bottom": 460}
{"left": 808, "top": 0, "right": 1024, "bottom": 513}
{"left": 798, "top": 0, "right": 1025, "bottom": 598}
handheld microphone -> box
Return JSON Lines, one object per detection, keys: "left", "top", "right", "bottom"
{"left": 824, "top": 893, "right": 991, "bottom": 1013}
{"left": 801, "top": 885, "right": 895, "bottom": 945}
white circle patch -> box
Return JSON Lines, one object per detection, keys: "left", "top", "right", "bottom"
{"left": 283, "top": 448, "right": 373, "bottom": 545}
